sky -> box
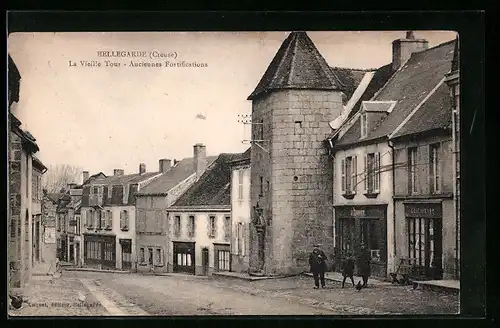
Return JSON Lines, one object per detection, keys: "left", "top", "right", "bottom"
{"left": 8, "top": 31, "right": 456, "bottom": 182}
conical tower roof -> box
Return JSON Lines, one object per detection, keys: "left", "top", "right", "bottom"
{"left": 247, "top": 31, "right": 344, "bottom": 100}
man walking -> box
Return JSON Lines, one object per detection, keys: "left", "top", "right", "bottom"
{"left": 309, "top": 244, "right": 328, "bottom": 289}
{"left": 358, "top": 243, "right": 371, "bottom": 288}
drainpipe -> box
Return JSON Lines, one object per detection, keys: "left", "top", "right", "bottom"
{"left": 328, "top": 142, "right": 336, "bottom": 270}
{"left": 387, "top": 139, "right": 397, "bottom": 273}
{"left": 451, "top": 108, "right": 459, "bottom": 279}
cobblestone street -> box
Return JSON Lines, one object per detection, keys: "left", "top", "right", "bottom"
{"left": 8, "top": 271, "right": 459, "bottom": 316}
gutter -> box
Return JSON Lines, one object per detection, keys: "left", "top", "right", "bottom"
{"left": 387, "top": 138, "right": 397, "bottom": 270}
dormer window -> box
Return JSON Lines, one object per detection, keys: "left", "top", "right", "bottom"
{"left": 360, "top": 112, "right": 368, "bottom": 138}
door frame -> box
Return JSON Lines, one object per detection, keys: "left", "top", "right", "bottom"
{"left": 172, "top": 242, "right": 196, "bottom": 275}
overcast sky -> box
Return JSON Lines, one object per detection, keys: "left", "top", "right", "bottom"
{"left": 8, "top": 31, "right": 456, "bottom": 182}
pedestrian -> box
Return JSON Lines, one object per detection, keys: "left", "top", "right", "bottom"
{"left": 358, "top": 243, "right": 371, "bottom": 288}
{"left": 309, "top": 244, "right": 328, "bottom": 289}
{"left": 341, "top": 252, "right": 355, "bottom": 288}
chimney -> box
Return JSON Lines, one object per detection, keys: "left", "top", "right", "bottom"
{"left": 114, "top": 169, "right": 124, "bottom": 176}
{"left": 159, "top": 159, "right": 172, "bottom": 173}
{"left": 392, "top": 31, "right": 429, "bottom": 71}
{"left": 82, "top": 171, "right": 90, "bottom": 183}
{"left": 139, "top": 163, "right": 146, "bottom": 175}
{"left": 193, "top": 143, "right": 207, "bottom": 178}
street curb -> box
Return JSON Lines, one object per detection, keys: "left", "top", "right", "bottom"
{"left": 64, "top": 267, "right": 131, "bottom": 274}
{"left": 212, "top": 272, "right": 300, "bottom": 281}
{"left": 301, "top": 272, "right": 393, "bottom": 286}
{"left": 413, "top": 282, "right": 460, "bottom": 295}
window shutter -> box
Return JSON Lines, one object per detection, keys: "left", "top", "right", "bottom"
{"left": 103, "top": 186, "right": 108, "bottom": 205}
{"left": 352, "top": 156, "right": 357, "bottom": 194}
{"left": 341, "top": 158, "right": 346, "bottom": 194}
{"left": 374, "top": 152, "right": 380, "bottom": 192}
{"left": 207, "top": 216, "right": 211, "bottom": 238}
{"left": 363, "top": 154, "right": 368, "bottom": 193}
{"left": 120, "top": 211, "right": 124, "bottom": 229}
{"left": 98, "top": 186, "right": 103, "bottom": 205}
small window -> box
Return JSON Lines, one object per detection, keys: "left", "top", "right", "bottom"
{"left": 106, "top": 210, "right": 112, "bottom": 229}
{"left": 155, "top": 248, "right": 163, "bottom": 266}
{"left": 342, "top": 156, "right": 357, "bottom": 196}
{"left": 148, "top": 248, "right": 154, "bottom": 265}
{"left": 188, "top": 215, "right": 195, "bottom": 237}
{"left": 224, "top": 216, "right": 231, "bottom": 240}
{"left": 139, "top": 247, "right": 145, "bottom": 263}
{"left": 238, "top": 170, "right": 244, "bottom": 200}
{"left": 259, "top": 176, "right": 264, "bottom": 196}
{"left": 209, "top": 216, "right": 216, "bottom": 238}
{"left": 360, "top": 113, "right": 368, "bottom": 138}
{"left": 174, "top": 215, "right": 181, "bottom": 236}
{"left": 429, "top": 143, "right": 441, "bottom": 194}
{"left": 408, "top": 147, "right": 418, "bottom": 194}
{"left": 120, "top": 210, "right": 129, "bottom": 230}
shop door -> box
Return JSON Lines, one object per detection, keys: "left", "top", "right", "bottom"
{"left": 120, "top": 239, "right": 132, "bottom": 270}
{"left": 408, "top": 217, "right": 443, "bottom": 279}
{"left": 173, "top": 242, "right": 195, "bottom": 274}
{"left": 360, "top": 218, "right": 387, "bottom": 277}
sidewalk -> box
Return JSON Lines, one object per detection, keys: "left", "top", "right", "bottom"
{"left": 302, "top": 271, "right": 392, "bottom": 286}
{"left": 212, "top": 271, "right": 292, "bottom": 281}
{"left": 8, "top": 275, "right": 109, "bottom": 316}
{"left": 413, "top": 280, "right": 460, "bottom": 294}
{"left": 64, "top": 267, "right": 131, "bottom": 274}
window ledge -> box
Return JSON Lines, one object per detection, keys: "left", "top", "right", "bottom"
{"left": 105, "top": 227, "right": 112, "bottom": 231}
{"left": 121, "top": 228, "right": 129, "bottom": 232}
{"left": 342, "top": 192, "right": 356, "bottom": 200}
{"left": 139, "top": 262, "right": 148, "bottom": 266}
{"left": 154, "top": 264, "right": 164, "bottom": 268}
{"left": 364, "top": 192, "right": 380, "bottom": 199}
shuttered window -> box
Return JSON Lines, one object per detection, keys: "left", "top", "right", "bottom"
{"left": 341, "top": 158, "right": 346, "bottom": 194}
{"left": 208, "top": 216, "right": 216, "bottom": 238}
{"left": 120, "top": 210, "right": 129, "bottom": 230}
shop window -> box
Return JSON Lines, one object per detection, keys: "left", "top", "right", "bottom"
{"left": 360, "top": 219, "right": 383, "bottom": 262}
{"left": 339, "top": 218, "right": 355, "bottom": 256}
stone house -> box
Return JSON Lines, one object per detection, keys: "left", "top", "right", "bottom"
{"left": 135, "top": 144, "right": 217, "bottom": 273}
{"left": 328, "top": 33, "right": 456, "bottom": 279}
{"left": 80, "top": 165, "right": 161, "bottom": 270}
{"left": 229, "top": 148, "right": 252, "bottom": 273}
{"left": 8, "top": 55, "right": 44, "bottom": 288}
{"left": 246, "top": 31, "right": 396, "bottom": 275}
{"left": 166, "top": 153, "right": 241, "bottom": 275}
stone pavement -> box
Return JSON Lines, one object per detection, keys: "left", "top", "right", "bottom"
{"left": 302, "top": 272, "right": 391, "bottom": 286}
{"left": 8, "top": 275, "right": 109, "bottom": 316}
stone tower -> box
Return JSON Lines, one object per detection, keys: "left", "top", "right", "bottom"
{"left": 247, "top": 32, "right": 345, "bottom": 275}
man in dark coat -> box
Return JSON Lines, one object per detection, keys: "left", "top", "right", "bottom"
{"left": 358, "top": 243, "right": 371, "bottom": 288}
{"left": 309, "top": 244, "right": 328, "bottom": 289}
{"left": 341, "top": 253, "right": 355, "bottom": 288}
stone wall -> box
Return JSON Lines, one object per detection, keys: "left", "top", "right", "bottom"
{"left": 250, "top": 89, "right": 343, "bottom": 275}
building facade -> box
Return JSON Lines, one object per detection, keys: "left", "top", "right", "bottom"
{"left": 229, "top": 148, "right": 251, "bottom": 273}
{"left": 8, "top": 55, "right": 44, "bottom": 288}
{"left": 445, "top": 37, "right": 460, "bottom": 279}
{"left": 165, "top": 153, "right": 239, "bottom": 275}
{"left": 41, "top": 192, "right": 58, "bottom": 267}
{"left": 81, "top": 165, "right": 161, "bottom": 270}
{"left": 328, "top": 33, "right": 456, "bottom": 278}
{"left": 135, "top": 144, "right": 217, "bottom": 273}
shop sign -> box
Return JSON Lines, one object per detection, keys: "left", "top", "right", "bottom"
{"left": 336, "top": 205, "right": 386, "bottom": 219}
{"left": 404, "top": 203, "right": 442, "bottom": 218}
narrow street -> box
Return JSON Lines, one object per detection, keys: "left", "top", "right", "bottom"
{"left": 10, "top": 271, "right": 459, "bottom": 316}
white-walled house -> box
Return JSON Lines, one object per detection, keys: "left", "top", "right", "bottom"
{"left": 165, "top": 153, "right": 241, "bottom": 275}
{"left": 229, "top": 148, "right": 251, "bottom": 273}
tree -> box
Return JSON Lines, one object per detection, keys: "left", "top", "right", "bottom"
{"left": 42, "top": 164, "right": 82, "bottom": 193}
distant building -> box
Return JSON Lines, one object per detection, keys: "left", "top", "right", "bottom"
{"left": 135, "top": 144, "right": 217, "bottom": 274}
{"left": 41, "top": 191, "right": 58, "bottom": 268}
{"left": 229, "top": 148, "right": 251, "bottom": 273}
{"left": 80, "top": 165, "right": 161, "bottom": 270}
{"left": 166, "top": 153, "right": 241, "bottom": 275}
